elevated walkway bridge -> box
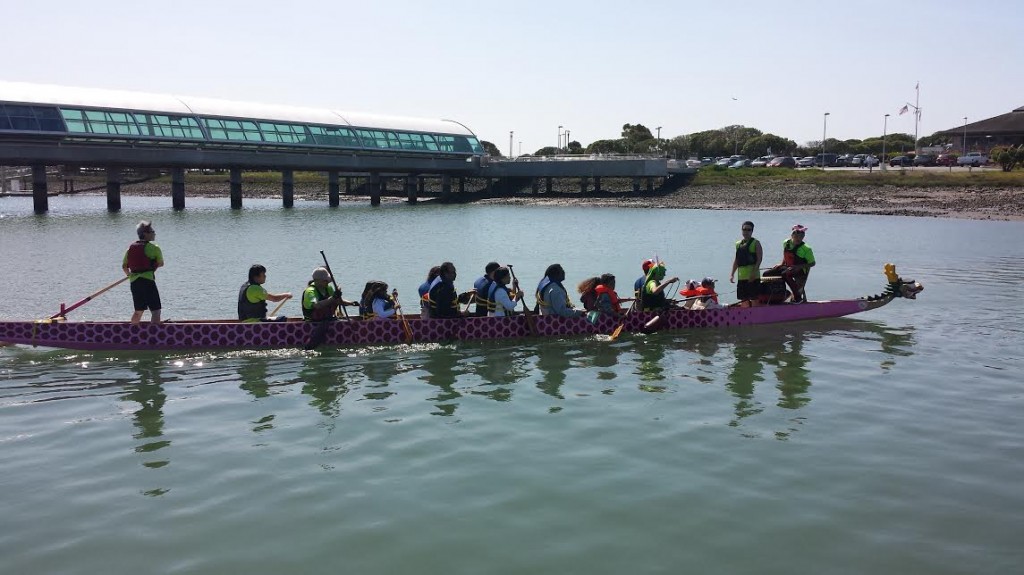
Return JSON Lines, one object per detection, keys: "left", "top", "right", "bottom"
{"left": 0, "top": 82, "right": 694, "bottom": 212}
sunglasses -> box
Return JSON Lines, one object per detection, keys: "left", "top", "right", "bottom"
{"left": 741, "top": 227, "right": 753, "bottom": 232}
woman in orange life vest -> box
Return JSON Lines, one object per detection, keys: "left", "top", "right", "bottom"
{"left": 577, "top": 273, "right": 623, "bottom": 316}
{"left": 122, "top": 220, "right": 164, "bottom": 325}
{"left": 679, "top": 279, "right": 701, "bottom": 309}
{"left": 691, "top": 277, "right": 721, "bottom": 310}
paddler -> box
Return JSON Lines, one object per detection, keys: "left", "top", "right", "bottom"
{"left": 773, "top": 224, "right": 815, "bottom": 303}
{"left": 536, "top": 264, "right": 583, "bottom": 318}
{"left": 486, "top": 266, "right": 522, "bottom": 317}
{"left": 473, "top": 262, "right": 500, "bottom": 316}
{"left": 638, "top": 259, "right": 679, "bottom": 312}
{"left": 238, "top": 264, "right": 292, "bottom": 322}
{"left": 427, "top": 262, "right": 472, "bottom": 318}
{"left": 359, "top": 281, "right": 397, "bottom": 320}
{"left": 302, "top": 267, "right": 357, "bottom": 321}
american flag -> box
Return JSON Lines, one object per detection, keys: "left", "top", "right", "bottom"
{"left": 899, "top": 105, "right": 910, "bottom": 115}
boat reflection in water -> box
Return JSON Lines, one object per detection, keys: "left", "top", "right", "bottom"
{"left": 120, "top": 360, "right": 172, "bottom": 496}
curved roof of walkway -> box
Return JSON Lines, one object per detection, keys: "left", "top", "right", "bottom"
{"left": 0, "top": 81, "right": 474, "bottom": 136}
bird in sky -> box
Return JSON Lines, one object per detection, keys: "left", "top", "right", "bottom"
{"left": 731, "top": 97, "right": 738, "bottom": 101}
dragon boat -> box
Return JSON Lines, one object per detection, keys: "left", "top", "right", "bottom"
{"left": 0, "top": 268, "right": 923, "bottom": 352}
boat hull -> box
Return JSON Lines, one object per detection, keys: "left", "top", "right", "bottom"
{"left": 0, "top": 296, "right": 893, "bottom": 351}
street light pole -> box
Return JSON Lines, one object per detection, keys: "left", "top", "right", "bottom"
{"left": 509, "top": 131, "right": 514, "bottom": 158}
{"left": 557, "top": 125, "right": 563, "bottom": 153}
{"left": 518, "top": 141, "right": 522, "bottom": 156}
{"left": 656, "top": 126, "right": 662, "bottom": 143}
{"left": 882, "top": 113, "right": 890, "bottom": 170}
{"left": 962, "top": 117, "right": 968, "bottom": 155}
{"left": 564, "top": 129, "right": 570, "bottom": 150}
{"left": 822, "top": 112, "right": 830, "bottom": 168}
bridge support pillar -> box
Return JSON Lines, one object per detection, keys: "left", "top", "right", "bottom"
{"left": 441, "top": 174, "right": 451, "bottom": 200}
{"left": 230, "top": 168, "right": 243, "bottom": 209}
{"left": 579, "top": 177, "right": 588, "bottom": 194}
{"left": 406, "top": 175, "right": 417, "bottom": 204}
{"left": 593, "top": 177, "right": 601, "bottom": 193}
{"left": 106, "top": 167, "right": 122, "bottom": 212}
{"left": 531, "top": 178, "right": 539, "bottom": 194}
{"left": 369, "top": 173, "right": 381, "bottom": 206}
{"left": 328, "top": 171, "right": 339, "bottom": 207}
{"left": 32, "top": 164, "right": 48, "bottom": 214}
{"left": 171, "top": 167, "right": 186, "bottom": 210}
{"left": 632, "top": 177, "right": 641, "bottom": 194}
{"left": 281, "top": 169, "right": 294, "bottom": 208}
{"left": 545, "top": 177, "right": 552, "bottom": 194}
{"left": 646, "top": 177, "right": 654, "bottom": 193}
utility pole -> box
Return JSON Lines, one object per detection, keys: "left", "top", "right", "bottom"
{"left": 509, "top": 130, "right": 514, "bottom": 158}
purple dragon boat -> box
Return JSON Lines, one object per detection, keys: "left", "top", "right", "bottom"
{"left": 0, "top": 270, "right": 923, "bottom": 352}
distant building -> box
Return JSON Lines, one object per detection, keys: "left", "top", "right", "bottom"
{"left": 939, "top": 105, "right": 1024, "bottom": 152}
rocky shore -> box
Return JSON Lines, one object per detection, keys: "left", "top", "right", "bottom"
{"left": 36, "top": 177, "right": 1024, "bottom": 221}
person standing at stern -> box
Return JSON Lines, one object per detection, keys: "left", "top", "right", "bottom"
{"left": 122, "top": 220, "right": 164, "bottom": 325}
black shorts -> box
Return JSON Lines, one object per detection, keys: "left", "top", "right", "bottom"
{"left": 737, "top": 279, "right": 760, "bottom": 300}
{"left": 130, "top": 278, "right": 162, "bottom": 311}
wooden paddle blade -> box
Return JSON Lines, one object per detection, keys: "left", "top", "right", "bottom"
{"left": 609, "top": 323, "right": 625, "bottom": 341}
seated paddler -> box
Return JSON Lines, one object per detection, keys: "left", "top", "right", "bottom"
{"left": 639, "top": 260, "right": 679, "bottom": 312}
{"left": 487, "top": 266, "right": 522, "bottom": 317}
{"left": 473, "top": 261, "right": 500, "bottom": 317}
{"left": 238, "top": 264, "right": 293, "bottom": 322}
{"left": 302, "top": 267, "right": 357, "bottom": 321}
{"left": 427, "top": 261, "right": 471, "bottom": 319}
{"left": 536, "top": 263, "right": 583, "bottom": 318}
{"left": 359, "top": 281, "right": 397, "bottom": 320}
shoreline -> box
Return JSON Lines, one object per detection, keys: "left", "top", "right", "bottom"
{"left": 8, "top": 180, "right": 1023, "bottom": 221}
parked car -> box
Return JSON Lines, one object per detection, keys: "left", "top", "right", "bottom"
{"left": 889, "top": 156, "right": 913, "bottom": 167}
{"left": 767, "top": 156, "right": 797, "bottom": 168}
{"left": 935, "top": 153, "right": 958, "bottom": 166}
{"left": 750, "top": 155, "right": 774, "bottom": 167}
{"left": 685, "top": 158, "right": 703, "bottom": 168}
{"left": 957, "top": 151, "right": 988, "bottom": 167}
{"left": 714, "top": 157, "right": 734, "bottom": 168}
{"left": 814, "top": 153, "right": 840, "bottom": 167}
{"left": 837, "top": 153, "right": 857, "bottom": 166}
{"left": 700, "top": 157, "right": 714, "bottom": 166}
{"left": 797, "top": 156, "right": 817, "bottom": 167}
{"left": 728, "top": 159, "right": 752, "bottom": 169}
{"left": 913, "top": 154, "right": 937, "bottom": 167}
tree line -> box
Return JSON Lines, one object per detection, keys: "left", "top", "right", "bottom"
{"left": 482, "top": 123, "right": 956, "bottom": 160}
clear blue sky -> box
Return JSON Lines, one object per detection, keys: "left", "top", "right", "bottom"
{"left": 6, "top": 0, "right": 1021, "bottom": 154}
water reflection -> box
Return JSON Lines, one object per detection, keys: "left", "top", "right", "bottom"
{"left": 417, "top": 346, "right": 463, "bottom": 417}
{"left": 722, "top": 319, "right": 917, "bottom": 439}
{"left": 121, "top": 359, "right": 170, "bottom": 496}
{"left": 295, "top": 357, "right": 351, "bottom": 418}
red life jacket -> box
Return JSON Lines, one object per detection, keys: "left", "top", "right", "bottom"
{"left": 594, "top": 284, "right": 620, "bottom": 309}
{"left": 694, "top": 286, "right": 719, "bottom": 303}
{"left": 126, "top": 241, "right": 157, "bottom": 273}
{"left": 680, "top": 288, "right": 701, "bottom": 298}
{"left": 783, "top": 239, "right": 809, "bottom": 267}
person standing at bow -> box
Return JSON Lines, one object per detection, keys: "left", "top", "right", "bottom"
{"left": 729, "top": 220, "right": 763, "bottom": 307}
{"left": 122, "top": 220, "right": 164, "bottom": 325}
{"left": 302, "top": 267, "right": 357, "bottom": 321}
{"left": 536, "top": 264, "right": 583, "bottom": 318}
{"left": 473, "top": 262, "right": 500, "bottom": 316}
{"left": 238, "top": 264, "right": 292, "bottom": 322}
{"left": 487, "top": 266, "right": 522, "bottom": 317}
{"left": 773, "top": 224, "right": 816, "bottom": 303}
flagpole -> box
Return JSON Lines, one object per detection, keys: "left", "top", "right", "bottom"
{"left": 914, "top": 81, "right": 920, "bottom": 154}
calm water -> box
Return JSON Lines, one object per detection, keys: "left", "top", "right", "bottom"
{"left": 1, "top": 195, "right": 1022, "bottom": 574}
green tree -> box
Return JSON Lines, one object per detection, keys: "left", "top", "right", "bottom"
{"left": 918, "top": 131, "right": 951, "bottom": 148}
{"left": 741, "top": 134, "right": 797, "bottom": 158}
{"left": 585, "top": 139, "right": 628, "bottom": 154}
{"left": 533, "top": 146, "right": 559, "bottom": 156}
{"left": 662, "top": 135, "right": 690, "bottom": 159}
{"left": 993, "top": 146, "right": 1020, "bottom": 172}
{"left": 566, "top": 141, "right": 584, "bottom": 154}
{"left": 481, "top": 140, "right": 502, "bottom": 157}
{"left": 621, "top": 123, "right": 654, "bottom": 144}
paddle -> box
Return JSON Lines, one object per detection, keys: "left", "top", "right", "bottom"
{"left": 319, "top": 250, "right": 350, "bottom": 320}
{"left": 506, "top": 264, "right": 537, "bottom": 336}
{"left": 269, "top": 298, "right": 289, "bottom": 318}
{"left": 609, "top": 298, "right": 636, "bottom": 341}
{"left": 51, "top": 276, "right": 128, "bottom": 319}
{"left": 390, "top": 289, "right": 414, "bottom": 343}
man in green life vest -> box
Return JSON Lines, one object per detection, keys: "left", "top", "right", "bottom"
{"left": 122, "top": 220, "right": 164, "bottom": 325}
{"left": 729, "top": 220, "right": 763, "bottom": 307}
{"left": 302, "top": 267, "right": 358, "bottom": 321}
{"left": 238, "top": 264, "right": 293, "bottom": 322}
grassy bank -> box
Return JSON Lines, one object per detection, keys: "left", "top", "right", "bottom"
{"left": 690, "top": 166, "right": 1024, "bottom": 187}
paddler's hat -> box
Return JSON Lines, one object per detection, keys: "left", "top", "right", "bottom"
{"left": 701, "top": 277, "right": 717, "bottom": 287}
{"left": 642, "top": 259, "right": 656, "bottom": 273}
{"left": 312, "top": 267, "right": 331, "bottom": 282}
{"left": 791, "top": 224, "right": 808, "bottom": 233}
